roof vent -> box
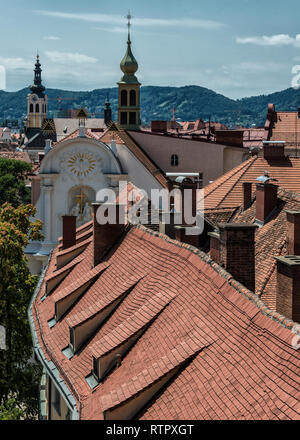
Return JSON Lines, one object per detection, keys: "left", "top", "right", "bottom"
{"left": 256, "top": 171, "right": 278, "bottom": 184}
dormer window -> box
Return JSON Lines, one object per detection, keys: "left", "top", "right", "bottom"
{"left": 69, "top": 327, "right": 74, "bottom": 351}
{"left": 171, "top": 154, "right": 179, "bottom": 167}
{"left": 92, "top": 356, "right": 98, "bottom": 379}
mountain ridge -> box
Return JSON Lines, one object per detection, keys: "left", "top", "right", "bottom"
{"left": 1, "top": 84, "right": 300, "bottom": 127}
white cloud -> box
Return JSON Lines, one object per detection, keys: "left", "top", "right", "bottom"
{"left": 44, "top": 36, "right": 61, "bottom": 41}
{"left": 92, "top": 26, "right": 127, "bottom": 34}
{"left": 34, "top": 10, "right": 225, "bottom": 30}
{"left": 0, "top": 57, "right": 32, "bottom": 70}
{"left": 236, "top": 34, "right": 300, "bottom": 47}
{"left": 223, "top": 61, "right": 286, "bottom": 74}
{"left": 44, "top": 51, "right": 98, "bottom": 64}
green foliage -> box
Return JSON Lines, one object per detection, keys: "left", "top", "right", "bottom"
{"left": 0, "top": 398, "right": 24, "bottom": 420}
{"left": 0, "top": 158, "right": 32, "bottom": 206}
{"left": 0, "top": 203, "right": 43, "bottom": 419}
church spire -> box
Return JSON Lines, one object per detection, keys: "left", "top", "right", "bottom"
{"left": 120, "top": 11, "right": 139, "bottom": 80}
{"left": 117, "top": 12, "right": 141, "bottom": 130}
{"left": 104, "top": 93, "right": 112, "bottom": 126}
{"left": 30, "top": 53, "right": 45, "bottom": 97}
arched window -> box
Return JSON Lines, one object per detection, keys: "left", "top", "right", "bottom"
{"left": 171, "top": 154, "right": 179, "bottom": 166}
{"left": 121, "top": 90, "right": 127, "bottom": 106}
{"left": 29, "top": 104, "right": 34, "bottom": 113}
{"left": 36, "top": 104, "right": 40, "bottom": 113}
{"left": 129, "top": 90, "right": 136, "bottom": 106}
{"left": 45, "top": 104, "right": 47, "bottom": 113}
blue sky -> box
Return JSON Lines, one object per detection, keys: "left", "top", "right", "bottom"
{"left": 1, "top": 0, "right": 300, "bottom": 98}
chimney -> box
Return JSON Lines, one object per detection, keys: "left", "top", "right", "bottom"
{"left": 243, "top": 182, "right": 252, "bottom": 210}
{"left": 263, "top": 141, "right": 285, "bottom": 161}
{"left": 218, "top": 223, "right": 257, "bottom": 292}
{"left": 62, "top": 215, "right": 77, "bottom": 250}
{"left": 286, "top": 211, "right": 300, "bottom": 255}
{"left": 151, "top": 121, "right": 167, "bottom": 133}
{"left": 255, "top": 182, "right": 278, "bottom": 224}
{"left": 172, "top": 177, "right": 201, "bottom": 247}
{"left": 208, "top": 231, "right": 220, "bottom": 264}
{"left": 92, "top": 203, "right": 125, "bottom": 267}
{"left": 172, "top": 177, "right": 198, "bottom": 225}
{"left": 45, "top": 139, "right": 52, "bottom": 154}
{"left": 275, "top": 256, "right": 300, "bottom": 323}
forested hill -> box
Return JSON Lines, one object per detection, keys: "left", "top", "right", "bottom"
{"left": 1, "top": 84, "right": 300, "bottom": 127}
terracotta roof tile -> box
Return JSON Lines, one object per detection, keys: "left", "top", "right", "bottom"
{"left": 30, "top": 225, "right": 300, "bottom": 420}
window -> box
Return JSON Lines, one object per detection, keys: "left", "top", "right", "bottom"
{"left": 69, "top": 327, "right": 74, "bottom": 350}
{"left": 129, "top": 90, "right": 136, "bottom": 106}
{"left": 29, "top": 103, "right": 34, "bottom": 113}
{"left": 121, "top": 90, "right": 127, "bottom": 106}
{"left": 171, "top": 154, "right": 179, "bottom": 166}
{"left": 93, "top": 356, "right": 98, "bottom": 379}
{"left": 120, "top": 112, "right": 127, "bottom": 125}
{"left": 129, "top": 112, "right": 136, "bottom": 125}
{"left": 36, "top": 104, "right": 39, "bottom": 113}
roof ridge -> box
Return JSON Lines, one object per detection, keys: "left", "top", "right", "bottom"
{"left": 204, "top": 156, "right": 256, "bottom": 201}
{"left": 133, "top": 225, "right": 300, "bottom": 335}
{"left": 215, "top": 156, "right": 257, "bottom": 208}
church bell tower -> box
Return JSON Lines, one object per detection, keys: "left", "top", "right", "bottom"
{"left": 26, "top": 54, "right": 48, "bottom": 129}
{"left": 117, "top": 13, "right": 141, "bottom": 130}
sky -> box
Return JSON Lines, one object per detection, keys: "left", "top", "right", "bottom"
{"left": 1, "top": 0, "right": 300, "bottom": 98}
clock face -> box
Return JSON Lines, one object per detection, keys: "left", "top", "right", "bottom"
{"left": 67, "top": 152, "right": 96, "bottom": 177}
{"left": 31, "top": 95, "right": 38, "bottom": 102}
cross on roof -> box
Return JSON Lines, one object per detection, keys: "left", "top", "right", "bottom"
{"left": 126, "top": 11, "right": 132, "bottom": 41}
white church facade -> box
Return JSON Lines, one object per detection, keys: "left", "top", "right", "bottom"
{"left": 26, "top": 125, "right": 166, "bottom": 274}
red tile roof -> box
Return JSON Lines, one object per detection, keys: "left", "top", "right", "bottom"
{"left": 30, "top": 223, "right": 300, "bottom": 420}
{"left": 202, "top": 155, "right": 300, "bottom": 209}
{"left": 270, "top": 111, "right": 300, "bottom": 148}
{"left": 231, "top": 187, "right": 300, "bottom": 310}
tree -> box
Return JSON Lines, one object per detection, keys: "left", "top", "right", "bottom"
{"left": 0, "top": 203, "right": 43, "bottom": 419}
{"left": 0, "top": 157, "right": 32, "bottom": 206}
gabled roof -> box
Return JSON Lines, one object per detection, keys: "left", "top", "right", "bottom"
{"left": 98, "top": 125, "right": 170, "bottom": 189}
{"left": 53, "top": 118, "right": 105, "bottom": 142}
{"left": 203, "top": 155, "right": 300, "bottom": 209}
{"left": 30, "top": 223, "right": 300, "bottom": 420}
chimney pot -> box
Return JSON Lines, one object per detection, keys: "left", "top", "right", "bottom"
{"left": 275, "top": 256, "right": 300, "bottom": 323}
{"left": 286, "top": 211, "right": 300, "bottom": 255}
{"left": 92, "top": 203, "right": 125, "bottom": 266}
{"left": 62, "top": 215, "right": 77, "bottom": 250}
{"left": 263, "top": 141, "right": 285, "bottom": 161}
{"left": 243, "top": 182, "right": 252, "bottom": 210}
{"left": 208, "top": 231, "right": 220, "bottom": 264}
{"left": 218, "top": 223, "right": 257, "bottom": 292}
{"left": 255, "top": 182, "right": 278, "bottom": 224}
